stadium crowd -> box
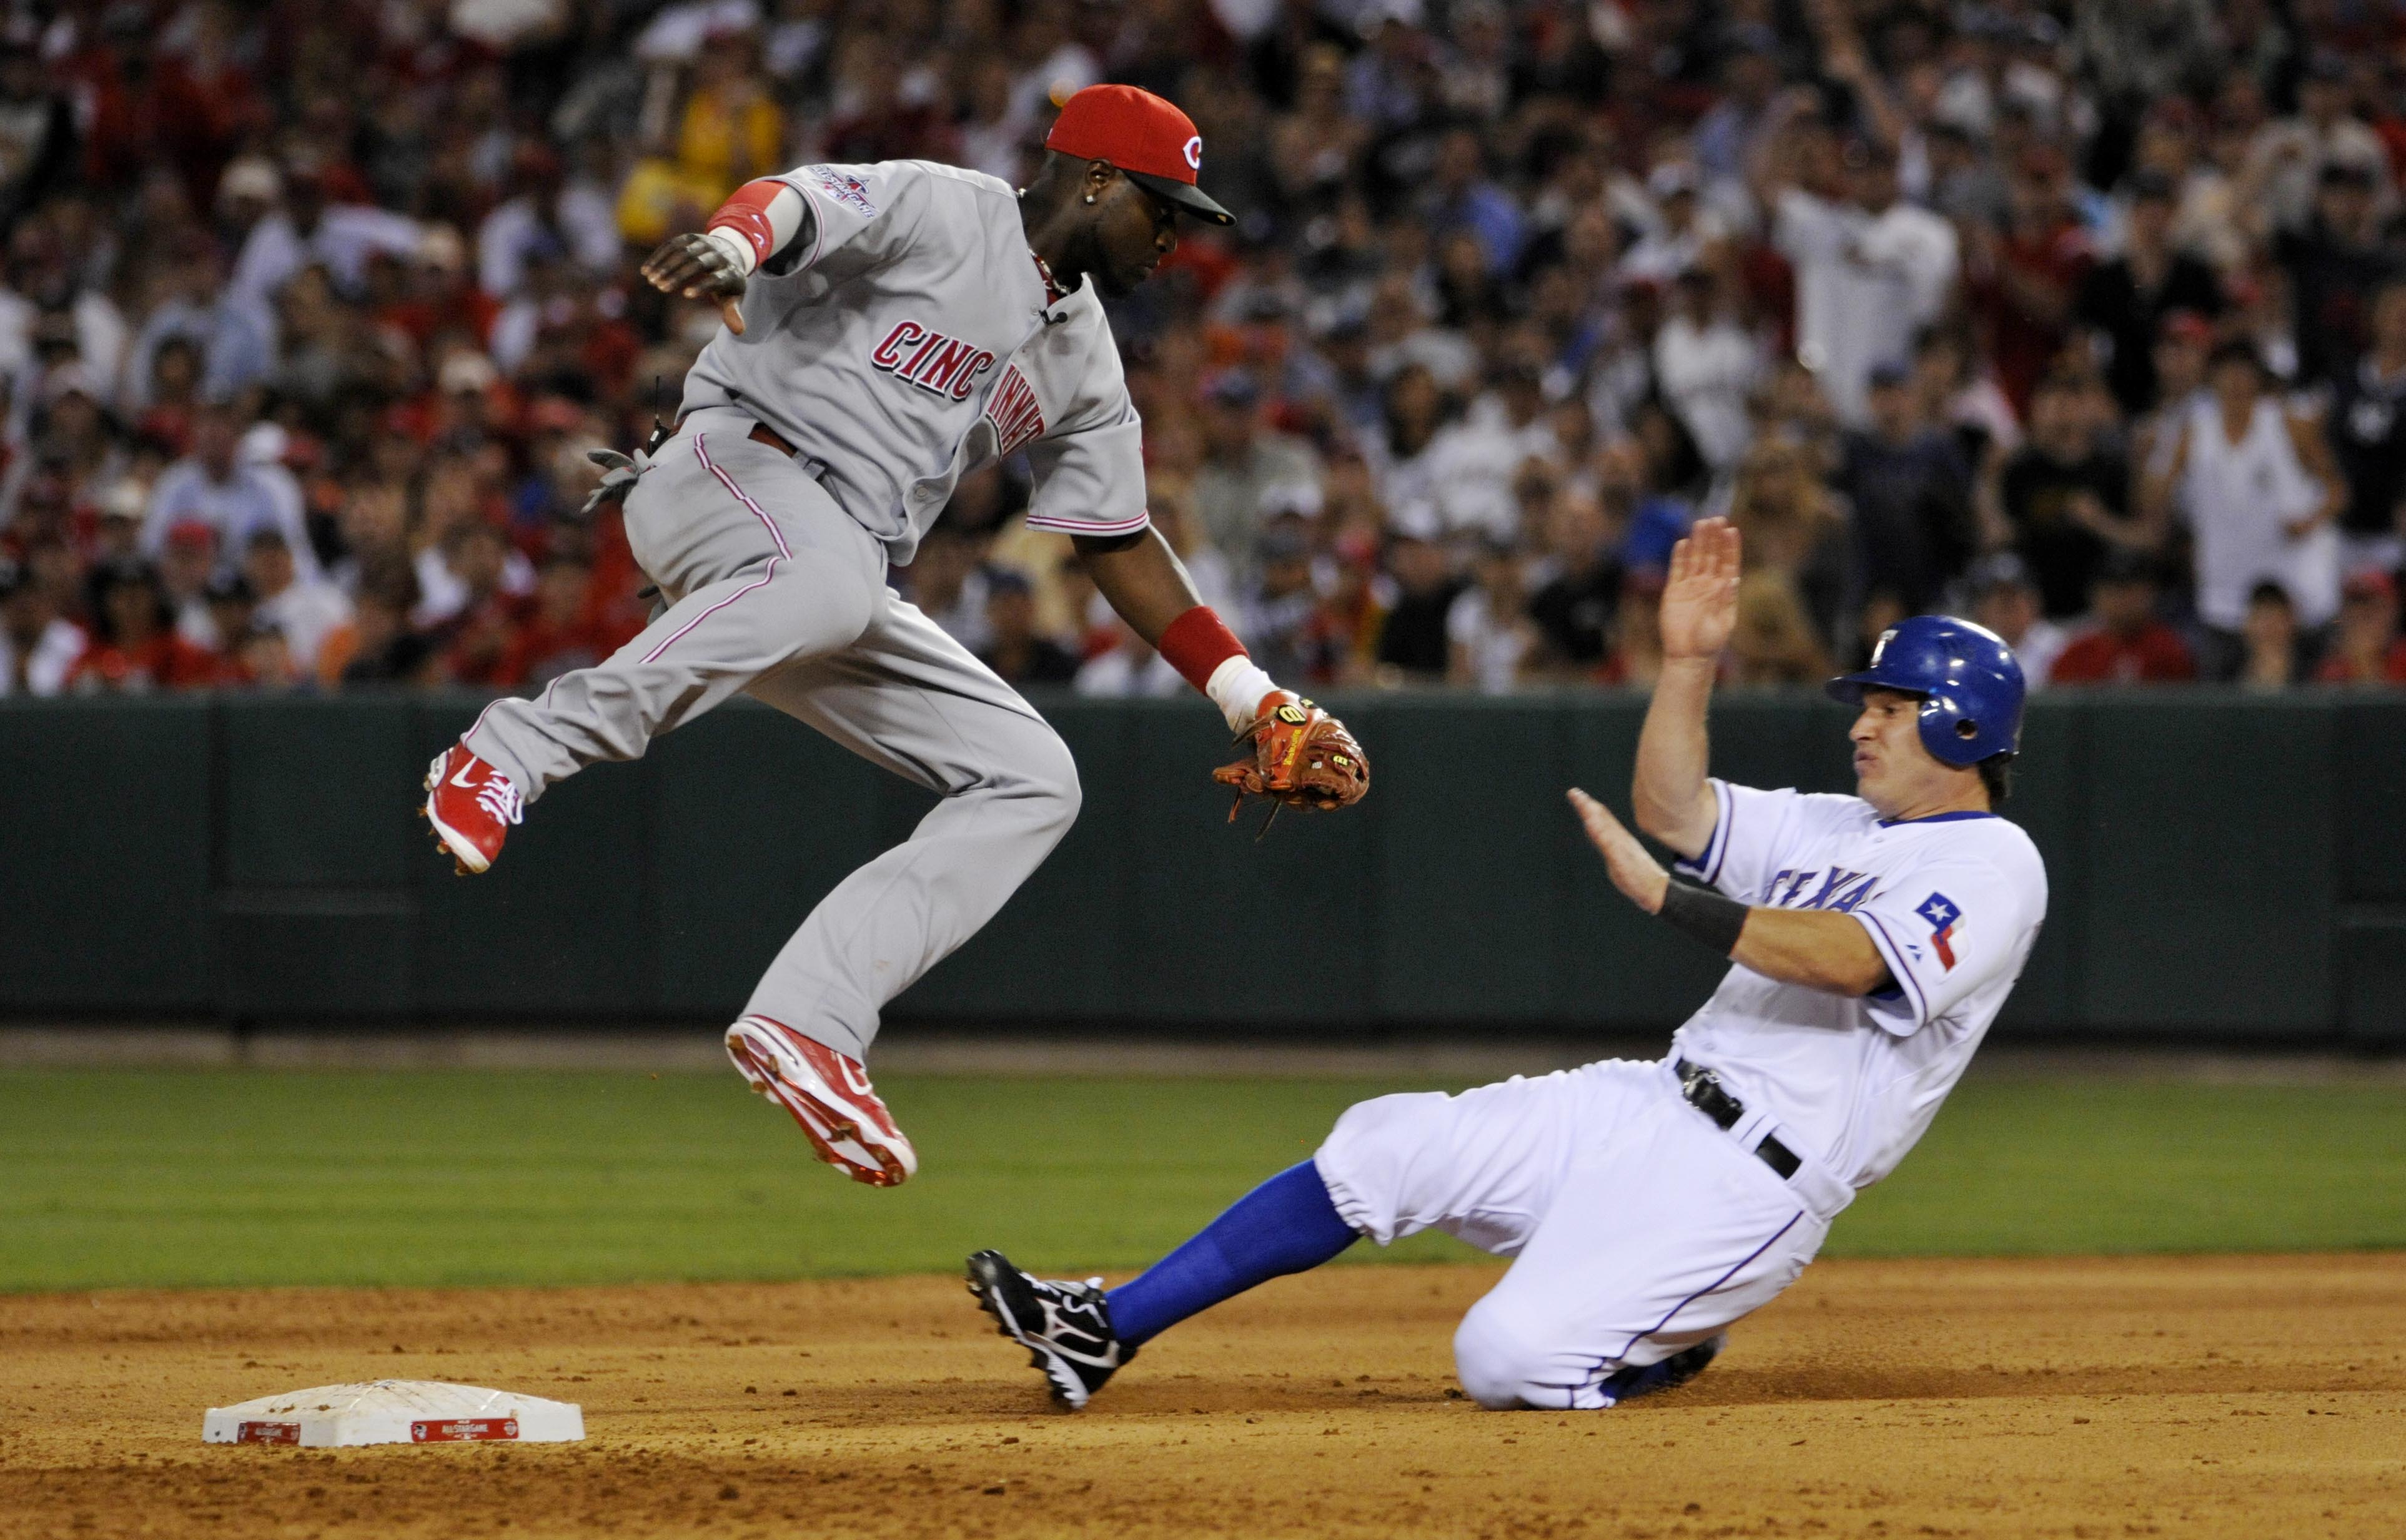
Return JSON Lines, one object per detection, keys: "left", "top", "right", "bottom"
{"left": 4, "top": 0, "right": 2406, "bottom": 700}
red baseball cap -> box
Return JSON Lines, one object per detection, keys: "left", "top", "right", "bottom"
{"left": 1045, "top": 84, "right": 1234, "bottom": 225}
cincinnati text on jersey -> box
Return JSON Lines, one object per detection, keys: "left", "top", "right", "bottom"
{"left": 870, "top": 320, "right": 999, "bottom": 402}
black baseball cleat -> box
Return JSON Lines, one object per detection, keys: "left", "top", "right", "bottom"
{"left": 1600, "top": 1333, "right": 1725, "bottom": 1406}
{"left": 965, "top": 1249, "right": 1134, "bottom": 1410}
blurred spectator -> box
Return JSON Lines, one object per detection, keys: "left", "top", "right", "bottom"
{"left": 1727, "top": 571, "right": 1830, "bottom": 687}
{"left": 229, "top": 159, "right": 423, "bottom": 310}
{"left": 1730, "top": 438, "right": 1848, "bottom": 644}
{"left": 1373, "top": 528, "right": 1462, "bottom": 681}
{"left": 1968, "top": 144, "right": 2091, "bottom": 417}
{"left": 1423, "top": 358, "right": 1551, "bottom": 541}
{"left": 1913, "top": 325, "right": 2019, "bottom": 475}
{"left": 2049, "top": 553, "right": 2198, "bottom": 685}
{"left": 0, "top": 555, "right": 82, "bottom": 695}
{"left": 1601, "top": 569, "right": 1665, "bottom": 689}
{"left": 2153, "top": 343, "right": 2344, "bottom": 676}
{"left": 1427, "top": 127, "right": 1524, "bottom": 275}
{"left": 1835, "top": 362, "right": 1974, "bottom": 616}
{"left": 478, "top": 144, "right": 621, "bottom": 302}
{"left": 2327, "top": 277, "right": 2406, "bottom": 579}
{"left": 123, "top": 234, "right": 275, "bottom": 410}
{"left": 1445, "top": 538, "right": 1535, "bottom": 693}
{"left": 1995, "top": 372, "right": 2144, "bottom": 621}
{"left": 906, "top": 521, "right": 995, "bottom": 654}
{"left": 977, "top": 569, "right": 1079, "bottom": 688}
{"left": 201, "top": 573, "right": 255, "bottom": 661}
{"left": 333, "top": 581, "right": 440, "bottom": 688}
{"left": 2074, "top": 170, "right": 2224, "bottom": 417}
{"left": 1620, "top": 406, "right": 1708, "bottom": 577}
{"left": 0, "top": 25, "right": 73, "bottom": 235}
{"left": 1771, "top": 134, "right": 1959, "bottom": 427}
{"left": 1192, "top": 370, "right": 1320, "bottom": 573}
{"left": 2274, "top": 160, "right": 2395, "bottom": 388}
{"left": 433, "top": 523, "right": 537, "bottom": 685}
{"left": 1969, "top": 554, "right": 2068, "bottom": 689}
{"left": 2235, "top": 581, "right": 2309, "bottom": 689}
{"left": 71, "top": 559, "right": 218, "bottom": 691}
{"left": 159, "top": 521, "right": 220, "bottom": 647}
{"left": 244, "top": 530, "right": 352, "bottom": 676}
{"left": 1653, "top": 267, "right": 1761, "bottom": 473}
{"left": 2313, "top": 570, "right": 2406, "bottom": 685}
{"left": 2132, "top": 310, "right": 2214, "bottom": 470}
{"left": 1239, "top": 521, "right": 1321, "bottom": 684}
{"left": 140, "top": 402, "right": 315, "bottom": 581}
{"left": 1073, "top": 616, "right": 1182, "bottom": 698}
{"left": 1526, "top": 488, "right": 1619, "bottom": 678}
{"left": 229, "top": 622, "right": 301, "bottom": 691}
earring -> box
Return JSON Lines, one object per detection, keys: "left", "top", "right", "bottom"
{"left": 1085, "top": 194, "right": 1096, "bottom": 204}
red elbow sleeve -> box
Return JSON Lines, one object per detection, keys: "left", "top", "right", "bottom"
{"left": 1156, "top": 605, "right": 1248, "bottom": 693}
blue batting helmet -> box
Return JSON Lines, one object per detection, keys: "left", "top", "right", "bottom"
{"left": 1824, "top": 615, "right": 2025, "bottom": 767}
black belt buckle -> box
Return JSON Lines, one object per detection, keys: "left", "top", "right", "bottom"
{"left": 1677, "top": 1059, "right": 1800, "bottom": 1180}
{"left": 1676, "top": 1058, "right": 1742, "bottom": 1130}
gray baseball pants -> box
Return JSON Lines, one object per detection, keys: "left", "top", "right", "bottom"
{"left": 465, "top": 406, "right": 1081, "bottom": 1060}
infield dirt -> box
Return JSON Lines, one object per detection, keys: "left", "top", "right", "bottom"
{"left": 1, "top": 1255, "right": 2399, "bottom": 1539}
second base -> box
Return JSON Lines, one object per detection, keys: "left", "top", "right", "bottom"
{"left": 202, "top": 1380, "right": 585, "bottom": 1447}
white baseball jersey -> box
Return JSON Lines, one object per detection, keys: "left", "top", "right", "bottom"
{"left": 680, "top": 159, "right": 1150, "bottom": 566}
{"left": 1670, "top": 778, "right": 2048, "bottom": 1192}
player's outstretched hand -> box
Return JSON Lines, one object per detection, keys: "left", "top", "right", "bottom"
{"left": 640, "top": 232, "right": 750, "bottom": 336}
{"left": 1568, "top": 788, "right": 1669, "bottom": 915}
{"left": 1659, "top": 516, "right": 1741, "bottom": 662}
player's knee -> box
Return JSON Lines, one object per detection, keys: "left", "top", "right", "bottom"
{"left": 1452, "top": 1303, "right": 1552, "bottom": 1411}
{"left": 1004, "top": 725, "right": 1082, "bottom": 836}
{"left": 1037, "top": 732, "right": 1082, "bottom": 824}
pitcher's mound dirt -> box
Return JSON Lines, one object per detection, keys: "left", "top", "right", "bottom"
{"left": 2, "top": 1255, "right": 2400, "bottom": 1539}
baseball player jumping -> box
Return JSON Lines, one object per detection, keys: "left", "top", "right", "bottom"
{"left": 969, "top": 518, "right": 2044, "bottom": 1410}
{"left": 419, "top": 86, "right": 1367, "bottom": 1188}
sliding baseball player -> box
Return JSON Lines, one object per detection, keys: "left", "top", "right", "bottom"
{"left": 970, "top": 518, "right": 2043, "bottom": 1409}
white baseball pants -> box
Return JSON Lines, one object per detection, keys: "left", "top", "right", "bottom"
{"left": 1313, "top": 1057, "right": 1849, "bottom": 1409}
{"left": 466, "top": 406, "right": 1081, "bottom": 1060}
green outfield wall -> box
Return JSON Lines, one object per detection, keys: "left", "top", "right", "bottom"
{"left": 6, "top": 691, "right": 2400, "bottom": 1040}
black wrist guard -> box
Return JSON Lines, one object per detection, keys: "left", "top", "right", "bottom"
{"left": 1658, "top": 879, "right": 1748, "bottom": 956}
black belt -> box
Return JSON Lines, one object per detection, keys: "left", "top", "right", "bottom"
{"left": 672, "top": 411, "right": 799, "bottom": 458}
{"left": 1675, "top": 1059, "right": 1802, "bottom": 1180}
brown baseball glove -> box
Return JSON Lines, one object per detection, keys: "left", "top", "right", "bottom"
{"left": 1211, "top": 691, "right": 1369, "bottom": 831}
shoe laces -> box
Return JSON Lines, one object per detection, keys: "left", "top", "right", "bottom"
{"left": 476, "top": 774, "right": 523, "bottom": 827}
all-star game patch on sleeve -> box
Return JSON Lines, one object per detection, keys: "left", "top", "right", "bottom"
{"left": 766, "top": 160, "right": 919, "bottom": 276}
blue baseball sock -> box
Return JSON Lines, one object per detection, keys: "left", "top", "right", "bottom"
{"left": 1106, "top": 1161, "right": 1360, "bottom": 1347}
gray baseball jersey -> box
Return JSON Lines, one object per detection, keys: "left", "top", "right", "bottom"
{"left": 680, "top": 159, "right": 1151, "bottom": 565}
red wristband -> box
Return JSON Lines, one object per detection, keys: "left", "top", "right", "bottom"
{"left": 1156, "top": 605, "right": 1248, "bottom": 693}
{"left": 705, "top": 179, "right": 787, "bottom": 267}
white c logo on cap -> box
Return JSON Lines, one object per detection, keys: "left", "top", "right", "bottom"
{"left": 1184, "top": 135, "right": 1202, "bottom": 170}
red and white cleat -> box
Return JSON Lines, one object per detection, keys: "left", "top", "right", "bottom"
{"left": 725, "top": 1016, "right": 918, "bottom": 1187}
{"left": 422, "top": 744, "right": 523, "bottom": 875}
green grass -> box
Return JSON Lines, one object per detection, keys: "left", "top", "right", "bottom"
{"left": 1, "top": 1070, "right": 2402, "bottom": 1292}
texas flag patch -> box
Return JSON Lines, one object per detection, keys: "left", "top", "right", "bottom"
{"left": 1916, "top": 893, "right": 1964, "bottom": 970}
